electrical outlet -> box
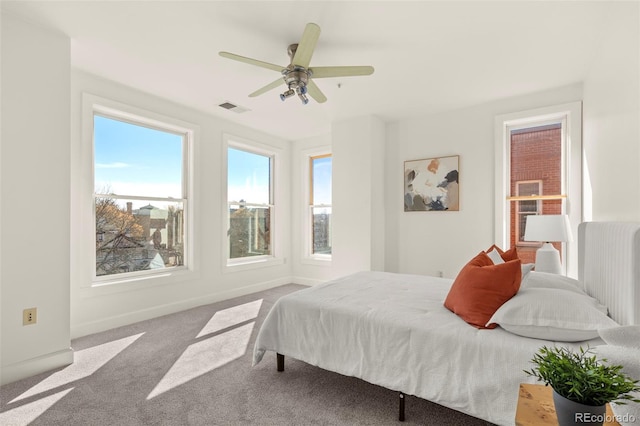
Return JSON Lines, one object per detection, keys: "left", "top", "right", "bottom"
{"left": 23, "top": 308, "right": 37, "bottom": 325}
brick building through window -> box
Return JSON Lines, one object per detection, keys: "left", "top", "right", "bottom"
{"left": 509, "top": 124, "right": 562, "bottom": 264}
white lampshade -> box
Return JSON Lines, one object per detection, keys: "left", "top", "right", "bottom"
{"left": 524, "top": 214, "right": 573, "bottom": 243}
{"left": 524, "top": 214, "right": 572, "bottom": 275}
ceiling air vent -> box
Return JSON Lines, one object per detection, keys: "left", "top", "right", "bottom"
{"left": 218, "top": 101, "right": 250, "bottom": 114}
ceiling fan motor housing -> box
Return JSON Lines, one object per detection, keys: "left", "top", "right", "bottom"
{"left": 280, "top": 67, "right": 310, "bottom": 103}
{"left": 284, "top": 43, "right": 311, "bottom": 100}
{"left": 283, "top": 66, "right": 310, "bottom": 90}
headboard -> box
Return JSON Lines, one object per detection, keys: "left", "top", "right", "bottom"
{"left": 578, "top": 222, "right": 640, "bottom": 325}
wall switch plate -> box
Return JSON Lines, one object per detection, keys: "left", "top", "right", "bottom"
{"left": 23, "top": 308, "right": 37, "bottom": 325}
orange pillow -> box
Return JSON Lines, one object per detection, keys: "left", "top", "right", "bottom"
{"left": 485, "top": 244, "right": 519, "bottom": 262}
{"left": 444, "top": 252, "right": 522, "bottom": 329}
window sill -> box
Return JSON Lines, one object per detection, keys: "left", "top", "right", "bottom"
{"left": 81, "top": 267, "right": 198, "bottom": 298}
{"left": 224, "top": 256, "right": 285, "bottom": 273}
{"left": 301, "top": 256, "right": 332, "bottom": 266}
{"left": 516, "top": 242, "right": 542, "bottom": 248}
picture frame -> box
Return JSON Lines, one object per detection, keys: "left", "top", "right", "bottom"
{"left": 404, "top": 155, "right": 459, "bottom": 211}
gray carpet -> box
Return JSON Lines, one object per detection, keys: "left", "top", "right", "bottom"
{"left": 0, "top": 284, "right": 493, "bottom": 425}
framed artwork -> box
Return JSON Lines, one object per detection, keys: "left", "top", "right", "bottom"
{"left": 404, "top": 155, "right": 459, "bottom": 211}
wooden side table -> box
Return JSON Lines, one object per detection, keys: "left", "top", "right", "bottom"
{"left": 515, "top": 383, "right": 621, "bottom": 426}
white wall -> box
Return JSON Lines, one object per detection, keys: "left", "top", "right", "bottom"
{"left": 384, "top": 84, "right": 584, "bottom": 278}
{"left": 583, "top": 2, "right": 640, "bottom": 221}
{"left": 1, "top": 13, "right": 73, "bottom": 384}
{"left": 70, "top": 71, "right": 293, "bottom": 338}
{"left": 385, "top": 2, "right": 640, "bottom": 276}
{"left": 331, "top": 116, "right": 386, "bottom": 278}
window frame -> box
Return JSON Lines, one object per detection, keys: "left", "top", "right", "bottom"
{"left": 308, "top": 153, "right": 332, "bottom": 260}
{"left": 301, "top": 148, "right": 333, "bottom": 264}
{"left": 81, "top": 93, "right": 197, "bottom": 290}
{"left": 222, "top": 134, "right": 283, "bottom": 271}
{"left": 494, "top": 102, "right": 582, "bottom": 276}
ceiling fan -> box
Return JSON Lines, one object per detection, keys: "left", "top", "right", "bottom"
{"left": 219, "top": 23, "right": 374, "bottom": 105}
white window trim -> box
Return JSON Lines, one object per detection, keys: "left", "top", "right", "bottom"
{"left": 81, "top": 93, "right": 199, "bottom": 291}
{"left": 301, "top": 147, "right": 332, "bottom": 265}
{"left": 222, "top": 133, "right": 284, "bottom": 272}
{"left": 494, "top": 101, "right": 582, "bottom": 277}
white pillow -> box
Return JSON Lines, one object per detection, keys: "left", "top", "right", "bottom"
{"left": 521, "top": 271, "right": 585, "bottom": 294}
{"left": 594, "top": 345, "right": 640, "bottom": 378}
{"left": 487, "top": 250, "right": 534, "bottom": 282}
{"left": 598, "top": 325, "right": 640, "bottom": 349}
{"left": 486, "top": 248, "right": 505, "bottom": 264}
{"left": 487, "top": 288, "right": 618, "bottom": 341}
{"left": 521, "top": 263, "right": 535, "bottom": 280}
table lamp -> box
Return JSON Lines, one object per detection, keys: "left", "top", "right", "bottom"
{"left": 524, "top": 214, "right": 573, "bottom": 274}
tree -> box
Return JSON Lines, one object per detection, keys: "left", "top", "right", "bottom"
{"left": 95, "top": 197, "right": 143, "bottom": 244}
{"left": 229, "top": 203, "right": 270, "bottom": 258}
{"left": 95, "top": 195, "right": 145, "bottom": 276}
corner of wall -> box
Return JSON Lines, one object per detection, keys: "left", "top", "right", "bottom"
{"left": 1, "top": 11, "right": 72, "bottom": 384}
{"left": 1, "top": 349, "right": 74, "bottom": 386}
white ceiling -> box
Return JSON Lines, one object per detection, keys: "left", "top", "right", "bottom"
{"left": 2, "top": 1, "right": 617, "bottom": 140}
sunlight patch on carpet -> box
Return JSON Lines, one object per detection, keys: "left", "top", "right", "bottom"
{"left": 1, "top": 387, "right": 74, "bottom": 426}
{"left": 196, "top": 299, "right": 263, "bottom": 338}
{"left": 10, "top": 333, "right": 144, "bottom": 403}
{"left": 147, "top": 322, "right": 254, "bottom": 400}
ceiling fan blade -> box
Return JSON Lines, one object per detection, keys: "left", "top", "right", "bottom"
{"left": 306, "top": 80, "right": 327, "bottom": 104}
{"left": 249, "top": 78, "right": 285, "bottom": 97}
{"left": 291, "top": 23, "right": 321, "bottom": 68}
{"left": 310, "top": 66, "right": 375, "bottom": 78}
{"left": 219, "top": 51, "right": 284, "bottom": 72}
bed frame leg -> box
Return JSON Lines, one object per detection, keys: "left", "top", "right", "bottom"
{"left": 399, "top": 392, "right": 405, "bottom": 421}
{"left": 277, "top": 353, "right": 284, "bottom": 372}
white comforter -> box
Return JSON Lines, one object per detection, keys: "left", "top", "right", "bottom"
{"left": 253, "top": 271, "right": 601, "bottom": 425}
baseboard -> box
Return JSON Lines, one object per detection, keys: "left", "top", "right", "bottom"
{"left": 1, "top": 348, "right": 73, "bottom": 386}
{"left": 291, "top": 276, "right": 324, "bottom": 286}
{"left": 71, "top": 276, "right": 292, "bottom": 339}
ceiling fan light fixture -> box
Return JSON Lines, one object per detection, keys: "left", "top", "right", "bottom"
{"left": 280, "top": 89, "right": 295, "bottom": 101}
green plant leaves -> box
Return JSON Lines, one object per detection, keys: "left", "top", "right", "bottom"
{"left": 524, "top": 346, "right": 640, "bottom": 406}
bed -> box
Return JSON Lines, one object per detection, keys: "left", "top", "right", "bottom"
{"left": 253, "top": 222, "right": 640, "bottom": 425}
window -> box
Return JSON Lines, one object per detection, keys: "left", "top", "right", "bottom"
{"left": 515, "top": 180, "right": 542, "bottom": 245}
{"left": 509, "top": 123, "right": 564, "bottom": 265}
{"left": 227, "top": 145, "right": 273, "bottom": 262}
{"left": 93, "top": 113, "right": 189, "bottom": 280}
{"left": 495, "top": 102, "right": 582, "bottom": 276}
{"left": 309, "top": 154, "right": 332, "bottom": 256}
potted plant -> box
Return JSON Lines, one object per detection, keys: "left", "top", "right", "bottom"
{"left": 525, "top": 346, "right": 640, "bottom": 426}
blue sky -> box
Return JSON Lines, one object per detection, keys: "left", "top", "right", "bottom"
{"left": 95, "top": 115, "right": 332, "bottom": 206}
{"left": 227, "top": 148, "right": 271, "bottom": 204}
{"left": 94, "top": 115, "right": 183, "bottom": 199}
{"left": 312, "top": 156, "right": 332, "bottom": 205}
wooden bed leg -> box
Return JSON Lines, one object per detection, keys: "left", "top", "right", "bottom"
{"left": 399, "top": 392, "right": 405, "bottom": 421}
{"left": 277, "top": 353, "right": 284, "bottom": 372}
